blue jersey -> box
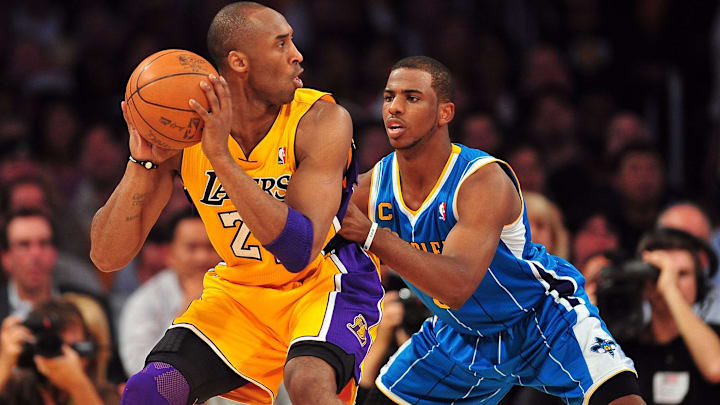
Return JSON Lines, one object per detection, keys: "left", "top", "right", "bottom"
{"left": 368, "top": 144, "right": 590, "bottom": 336}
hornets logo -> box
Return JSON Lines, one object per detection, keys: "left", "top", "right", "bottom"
{"left": 346, "top": 314, "right": 368, "bottom": 347}
{"left": 590, "top": 337, "right": 617, "bottom": 357}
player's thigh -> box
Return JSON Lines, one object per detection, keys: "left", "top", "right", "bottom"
{"left": 529, "top": 314, "right": 638, "bottom": 405}
{"left": 377, "top": 320, "right": 511, "bottom": 405}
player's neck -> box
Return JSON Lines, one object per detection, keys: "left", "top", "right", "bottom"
{"left": 396, "top": 134, "right": 452, "bottom": 209}
{"left": 229, "top": 92, "right": 282, "bottom": 157}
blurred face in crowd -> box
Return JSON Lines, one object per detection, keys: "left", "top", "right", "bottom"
{"left": 9, "top": 182, "right": 48, "bottom": 212}
{"left": 580, "top": 254, "right": 610, "bottom": 306}
{"left": 645, "top": 249, "right": 697, "bottom": 312}
{"left": 1, "top": 216, "right": 57, "bottom": 294}
{"left": 461, "top": 114, "right": 500, "bottom": 153}
{"left": 605, "top": 113, "right": 649, "bottom": 156}
{"left": 614, "top": 151, "right": 663, "bottom": 205}
{"left": 508, "top": 146, "right": 545, "bottom": 194}
{"left": 572, "top": 214, "right": 618, "bottom": 265}
{"left": 658, "top": 204, "right": 712, "bottom": 242}
{"left": 383, "top": 68, "right": 442, "bottom": 151}
{"left": 168, "top": 218, "right": 220, "bottom": 279}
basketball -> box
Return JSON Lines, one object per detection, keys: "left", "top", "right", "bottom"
{"left": 124, "top": 49, "right": 218, "bottom": 149}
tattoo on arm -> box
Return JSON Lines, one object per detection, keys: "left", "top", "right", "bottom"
{"left": 131, "top": 192, "right": 150, "bottom": 206}
{"left": 125, "top": 214, "right": 140, "bottom": 222}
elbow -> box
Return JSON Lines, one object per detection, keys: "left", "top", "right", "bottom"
{"left": 703, "top": 364, "right": 720, "bottom": 384}
{"left": 90, "top": 248, "right": 128, "bottom": 273}
{"left": 442, "top": 286, "right": 475, "bottom": 311}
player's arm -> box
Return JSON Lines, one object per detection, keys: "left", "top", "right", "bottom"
{"left": 192, "top": 75, "right": 351, "bottom": 271}
{"left": 350, "top": 171, "right": 372, "bottom": 216}
{"left": 89, "top": 102, "right": 180, "bottom": 272}
{"left": 340, "top": 163, "right": 520, "bottom": 309}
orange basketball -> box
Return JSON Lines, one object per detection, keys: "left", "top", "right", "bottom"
{"left": 124, "top": 49, "right": 218, "bottom": 149}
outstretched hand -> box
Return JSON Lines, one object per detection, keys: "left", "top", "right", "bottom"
{"left": 190, "top": 74, "right": 233, "bottom": 160}
{"left": 121, "top": 101, "right": 179, "bottom": 164}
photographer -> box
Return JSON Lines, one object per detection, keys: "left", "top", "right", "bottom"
{"left": 0, "top": 298, "right": 114, "bottom": 405}
{"left": 621, "top": 228, "right": 720, "bottom": 405}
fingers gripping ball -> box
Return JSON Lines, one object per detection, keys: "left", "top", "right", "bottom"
{"left": 125, "top": 49, "right": 219, "bottom": 149}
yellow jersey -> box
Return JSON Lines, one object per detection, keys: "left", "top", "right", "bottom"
{"left": 181, "top": 88, "right": 340, "bottom": 287}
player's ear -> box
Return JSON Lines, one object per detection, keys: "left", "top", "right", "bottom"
{"left": 227, "top": 50, "right": 249, "bottom": 74}
{"left": 438, "top": 101, "right": 455, "bottom": 127}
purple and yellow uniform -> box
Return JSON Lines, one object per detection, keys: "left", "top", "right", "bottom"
{"left": 175, "top": 89, "right": 384, "bottom": 404}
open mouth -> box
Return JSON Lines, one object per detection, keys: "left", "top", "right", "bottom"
{"left": 386, "top": 119, "right": 406, "bottom": 137}
{"left": 293, "top": 76, "right": 303, "bottom": 88}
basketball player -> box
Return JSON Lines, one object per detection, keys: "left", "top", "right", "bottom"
{"left": 90, "top": 2, "right": 383, "bottom": 405}
{"left": 338, "top": 56, "right": 646, "bottom": 405}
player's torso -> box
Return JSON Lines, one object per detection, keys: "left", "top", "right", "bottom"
{"left": 369, "top": 144, "right": 589, "bottom": 336}
{"left": 181, "top": 88, "right": 337, "bottom": 286}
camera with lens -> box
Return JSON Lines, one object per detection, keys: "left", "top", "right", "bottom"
{"left": 595, "top": 259, "right": 659, "bottom": 341}
{"left": 397, "top": 287, "right": 432, "bottom": 335}
{"left": 17, "top": 313, "right": 97, "bottom": 370}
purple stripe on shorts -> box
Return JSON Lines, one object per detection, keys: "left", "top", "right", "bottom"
{"left": 324, "top": 243, "right": 384, "bottom": 382}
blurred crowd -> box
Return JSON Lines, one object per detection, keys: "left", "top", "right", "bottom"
{"left": 2, "top": 0, "right": 720, "bottom": 404}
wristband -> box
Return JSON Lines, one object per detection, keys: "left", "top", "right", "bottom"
{"left": 362, "top": 222, "right": 379, "bottom": 251}
{"left": 128, "top": 155, "right": 158, "bottom": 170}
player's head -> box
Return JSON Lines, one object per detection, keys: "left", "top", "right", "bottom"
{"left": 383, "top": 56, "right": 455, "bottom": 151}
{"left": 207, "top": 2, "right": 303, "bottom": 105}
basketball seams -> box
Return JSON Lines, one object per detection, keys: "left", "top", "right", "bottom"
{"left": 124, "top": 49, "right": 217, "bottom": 149}
{"left": 132, "top": 73, "right": 213, "bottom": 112}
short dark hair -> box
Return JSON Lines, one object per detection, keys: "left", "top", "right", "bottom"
{"left": 0, "top": 208, "right": 57, "bottom": 251}
{"left": 391, "top": 56, "right": 455, "bottom": 103}
{"left": 207, "top": 1, "right": 267, "bottom": 70}
{"left": 610, "top": 140, "right": 661, "bottom": 174}
{"left": 637, "top": 227, "right": 716, "bottom": 302}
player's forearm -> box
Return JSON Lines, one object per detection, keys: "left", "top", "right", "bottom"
{"left": 90, "top": 162, "right": 172, "bottom": 271}
{"left": 664, "top": 288, "right": 720, "bottom": 382}
{"left": 208, "top": 153, "right": 289, "bottom": 244}
{"left": 369, "top": 229, "right": 479, "bottom": 309}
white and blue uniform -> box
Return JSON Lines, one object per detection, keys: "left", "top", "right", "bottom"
{"left": 369, "top": 144, "right": 636, "bottom": 405}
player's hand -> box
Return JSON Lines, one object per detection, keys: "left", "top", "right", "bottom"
{"left": 0, "top": 316, "right": 33, "bottom": 370}
{"left": 34, "top": 344, "right": 91, "bottom": 392}
{"left": 642, "top": 250, "right": 679, "bottom": 297}
{"left": 121, "top": 101, "right": 179, "bottom": 164}
{"left": 338, "top": 203, "right": 374, "bottom": 243}
{"left": 190, "top": 74, "right": 233, "bottom": 161}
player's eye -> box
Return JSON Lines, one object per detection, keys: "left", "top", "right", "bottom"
{"left": 383, "top": 95, "right": 393, "bottom": 102}
{"left": 408, "top": 96, "right": 419, "bottom": 102}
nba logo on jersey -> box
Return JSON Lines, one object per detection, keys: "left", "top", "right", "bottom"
{"left": 278, "top": 147, "right": 287, "bottom": 164}
{"left": 438, "top": 202, "right": 447, "bottom": 221}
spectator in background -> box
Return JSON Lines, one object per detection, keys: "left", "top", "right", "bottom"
{"left": 1, "top": 176, "right": 102, "bottom": 296}
{"left": 0, "top": 298, "right": 119, "bottom": 405}
{"left": 505, "top": 143, "right": 547, "bottom": 196}
{"left": 609, "top": 140, "right": 668, "bottom": 250}
{"left": 604, "top": 112, "right": 652, "bottom": 158}
{"left": 118, "top": 212, "right": 219, "bottom": 376}
{"left": 72, "top": 123, "right": 126, "bottom": 235}
{"left": 524, "top": 191, "right": 570, "bottom": 259}
{"left": 571, "top": 211, "right": 620, "bottom": 267}
{"left": 0, "top": 209, "right": 104, "bottom": 321}
{"left": 459, "top": 112, "right": 503, "bottom": 155}
{"left": 622, "top": 228, "right": 720, "bottom": 405}
{"left": 657, "top": 201, "right": 720, "bottom": 323}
